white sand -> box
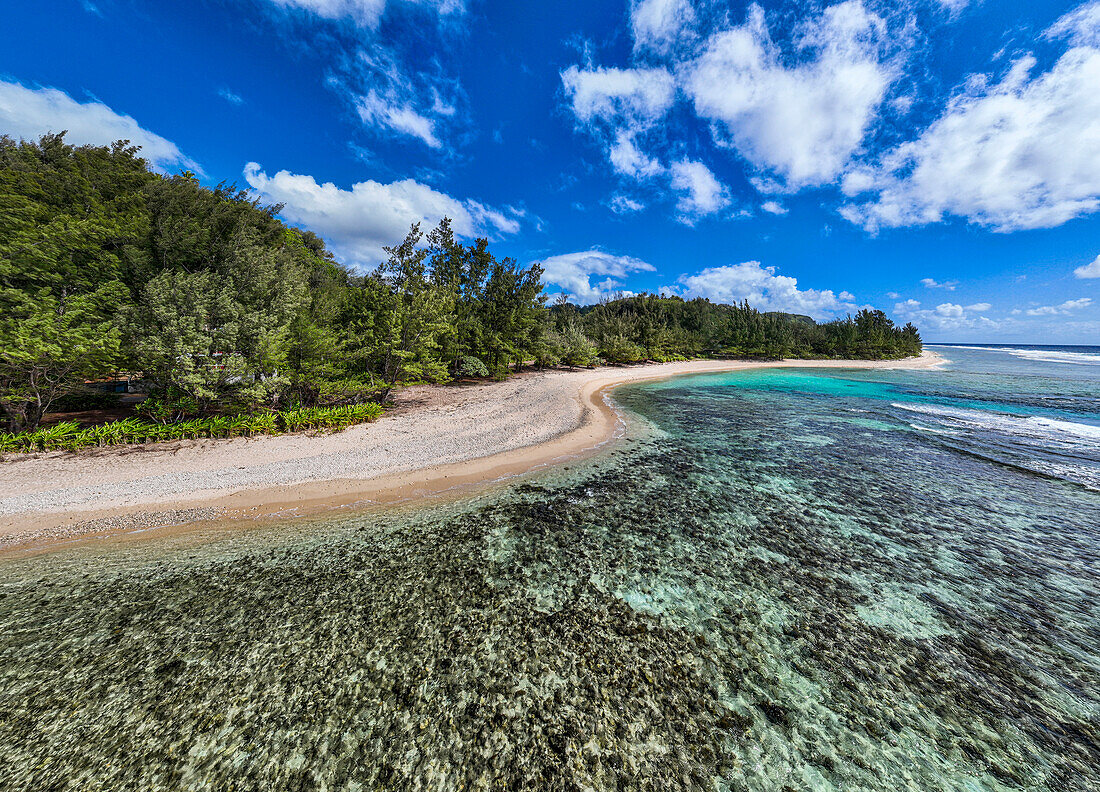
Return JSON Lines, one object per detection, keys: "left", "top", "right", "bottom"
{"left": 0, "top": 351, "right": 944, "bottom": 545}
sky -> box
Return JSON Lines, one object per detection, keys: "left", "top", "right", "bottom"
{"left": 2, "top": 0, "right": 1099, "bottom": 343}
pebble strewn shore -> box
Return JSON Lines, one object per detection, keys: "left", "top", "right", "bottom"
{"left": 0, "top": 353, "right": 944, "bottom": 548}
{"left": 0, "top": 508, "right": 226, "bottom": 550}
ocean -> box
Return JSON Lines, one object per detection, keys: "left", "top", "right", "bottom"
{"left": 1, "top": 345, "right": 1097, "bottom": 790}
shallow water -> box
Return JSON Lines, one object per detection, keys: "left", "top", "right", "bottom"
{"left": 1, "top": 347, "right": 1098, "bottom": 791}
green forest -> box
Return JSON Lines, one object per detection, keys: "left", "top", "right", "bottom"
{"left": 0, "top": 134, "right": 921, "bottom": 441}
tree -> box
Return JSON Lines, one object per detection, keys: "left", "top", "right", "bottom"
{"left": 0, "top": 134, "right": 151, "bottom": 430}
{"left": 481, "top": 257, "right": 547, "bottom": 372}
{"left": 0, "top": 285, "right": 125, "bottom": 431}
{"left": 365, "top": 224, "right": 453, "bottom": 400}
{"left": 555, "top": 321, "right": 599, "bottom": 367}
{"left": 125, "top": 270, "right": 241, "bottom": 409}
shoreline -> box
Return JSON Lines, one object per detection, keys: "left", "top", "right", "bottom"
{"left": 0, "top": 351, "right": 945, "bottom": 554}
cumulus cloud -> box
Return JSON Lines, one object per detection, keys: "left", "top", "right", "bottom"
{"left": 630, "top": 0, "right": 696, "bottom": 54}
{"left": 1075, "top": 254, "right": 1100, "bottom": 278}
{"left": 893, "top": 298, "right": 998, "bottom": 331}
{"left": 676, "top": 261, "right": 858, "bottom": 319}
{"left": 561, "top": 0, "right": 1100, "bottom": 241}
{"left": 608, "top": 131, "right": 665, "bottom": 178}
{"left": 561, "top": 65, "right": 739, "bottom": 223}
{"left": 264, "top": 0, "right": 464, "bottom": 28}
{"left": 921, "top": 277, "right": 958, "bottom": 290}
{"left": 537, "top": 250, "right": 656, "bottom": 304}
{"left": 1025, "top": 297, "right": 1093, "bottom": 316}
{"left": 669, "top": 159, "right": 730, "bottom": 223}
{"left": 842, "top": 13, "right": 1100, "bottom": 232}
{"left": 761, "top": 200, "right": 788, "bottom": 215}
{"left": 685, "top": 1, "right": 895, "bottom": 189}
{"left": 562, "top": 0, "right": 902, "bottom": 220}
{"left": 560, "top": 66, "right": 679, "bottom": 184}
{"left": 243, "top": 162, "right": 520, "bottom": 267}
{"left": 561, "top": 66, "right": 677, "bottom": 128}
{"left": 0, "top": 80, "right": 199, "bottom": 172}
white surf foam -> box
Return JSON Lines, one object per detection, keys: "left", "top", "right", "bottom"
{"left": 938, "top": 346, "right": 1100, "bottom": 366}
{"left": 893, "top": 402, "right": 1100, "bottom": 445}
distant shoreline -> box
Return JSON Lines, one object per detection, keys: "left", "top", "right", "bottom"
{"left": 0, "top": 350, "right": 945, "bottom": 554}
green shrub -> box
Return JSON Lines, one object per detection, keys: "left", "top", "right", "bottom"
{"left": 454, "top": 356, "right": 490, "bottom": 378}
{"left": 599, "top": 335, "right": 647, "bottom": 365}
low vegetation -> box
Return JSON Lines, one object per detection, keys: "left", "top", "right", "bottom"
{"left": 0, "top": 404, "right": 382, "bottom": 454}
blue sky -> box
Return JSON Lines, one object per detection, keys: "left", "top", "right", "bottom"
{"left": 2, "top": 0, "right": 1099, "bottom": 343}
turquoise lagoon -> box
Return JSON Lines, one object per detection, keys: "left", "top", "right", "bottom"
{"left": 0, "top": 345, "right": 1098, "bottom": 790}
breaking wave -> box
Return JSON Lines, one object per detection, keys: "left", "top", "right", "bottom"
{"left": 941, "top": 346, "right": 1100, "bottom": 366}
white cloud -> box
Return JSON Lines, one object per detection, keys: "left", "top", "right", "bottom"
{"left": 465, "top": 201, "right": 521, "bottom": 235}
{"left": 561, "top": 1, "right": 906, "bottom": 221}
{"left": 893, "top": 298, "right": 998, "bottom": 331}
{"left": 842, "top": 24, "right": 1100, "bottom": 232}
{"left": 608, "top": 131, "right": 665, "bottom": 178}
{"left": 761, "top": 200, "right": 788, "bottom": 215}
{"left": 669, "top": 159, "right": 730, "bottom": 223}
{"left": 0, "top": 80, "right": 199, "bottom": 172}
{"left": 1025, "top": 297, "right": 1093, "bottom": 316}
{"left": 264, "top": 0, "right": 463, "bottom": 28}
{"left": 1045, "top": 1, "right": 1100, "bottom": 47}
{"left": 608, "top": 195, "right": 645, "bottom": 214}
{"left": 538, "top": 250, "right": 656, "bottom": 304}
{"left": 243, "top": 162, "right": 519, "bottom": 267}
{"left": 561, "top": 66, "right": 678, "bottom": 185}
{"left": 293, "top": 4, "right": 466, "bottom": 152}
{"left": 561, "top": 66, "right": 677, "bottom": 127}
{"left": 218, "top": 88, "right": 244, "bottom": 105}
{"left": 1075, "top": 254, "right": 1100, "bottom": 278}
{"left": 268, "top": 0, "right": 385, "bottom": 26}
{"left": 342, "top": 42, "right": 464, "bottom": 149}
{"left": 630, "top": 0, "right": 696, "bottom": 54}
{"left": 356, "top": 90, "right": 440, "bottom": 148}
{"left": 676, "top": 261, "right": 858, "bottom": 319}
{"left": 921, "top": 277, "right": 959, "bottom": 290}
{"left": 933, "top": 0, "right": 971, "bottom": 15}
{"left": 886, "top": 291, "right": 900, "bottom": 299}
{"left": 685, "top": 1, "right": 895, "bottom": 189}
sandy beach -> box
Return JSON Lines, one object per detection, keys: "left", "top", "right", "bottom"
{"left": 0, "top": 351, "right": 944, "bottom": 550}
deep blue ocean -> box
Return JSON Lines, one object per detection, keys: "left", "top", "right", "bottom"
{"left": 0, "top": 345, "right": 1097, "bottom": 790}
